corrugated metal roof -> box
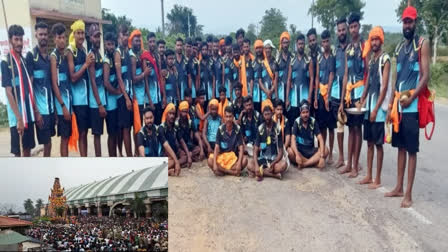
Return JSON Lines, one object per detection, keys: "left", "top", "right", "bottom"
{"left": 64, "top": 164, "right": 167, "bottom": 203}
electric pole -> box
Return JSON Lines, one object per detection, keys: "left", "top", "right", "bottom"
{"left": 161, "top": 0, "right": 165, "bottom": 38}
{"left": 311, "top": 0, "right": 314, "bottom": 28}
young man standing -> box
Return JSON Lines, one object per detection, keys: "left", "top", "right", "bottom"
{"left": 248, "top": 100, "right": 287, "bottom": 181}
{"left": 175, "top": 38, "right": 189, "bottom": 102}
{"left": 211, "top": 37, "right": 223, "bottom": 99}
{"left": 144, "top": 32, "right": 162, "bottom": 124}
{"left": 87, "top": 24, "right": 107, "bottom": 157}
{"left": 50, "top": 23, "right": 72, "bottom": 157}
{"left": 67, "top": 20, "right": 93, "bottom": 157}
{"left": 276, "top": 32, "right": 293, "bottom": 103}
{"left": 156, "top": 39, "right": 167, "bottom": 71}
{"left": 208, "top": 106, "right": 248, "bottom": 176}
{"left": 221, "top": 36, "right": 236, "bottom": 99}
{"left": 162, "top": 49, "right": 180, "bottom": 106}
{"left": 288, "top": 100, "right": 329, "bottom": 169}
{"left": 339, "top": 13, "right": 367, "bottom": 178}
{"left": 2, "top": 25, "right": 42, "bottom": 157}
{"left": 103, "top": 32, "right": 122, "bottom": 157}
{"left": 287, "top": 34, "right": 313, "bottom": 125}
{"left": 385, "top": 6, "right": 430, "bottom": 208}
{"left": 332, "top": 17, "right": 349, "bottom": 168}
{"left": 231, "top": 44, "right": 242, "bottom": 100}
{"left": 137, "top": 107, "right": 161, "bottom": 157}
{"left": 25, "top": 22, "right": 54, "bottom": 157}
{"left": 176, "top": 101, "right": 203, "bottom": 165}
{"left": 315, "top": 30, "right": 336, "bottom": 162}
{"left": 114, "top": 24, "right": 133, "bottom": 157}
{"left": 252, "top": 40, "right": 264, "bottom": 111}
{"left": 199, "top": 42, "right": 215, "bottom": 103}
{"left": 259, "top": 40, "right": 277, "bottom": 102}
{"left": 240, "top": 38, "right": 254, "bottom": 98}
{"left": 359, "top": 26, "right": 390, "bottom": 189}
{"left": 202, "top": 99, "right": 221, "bottom": 157}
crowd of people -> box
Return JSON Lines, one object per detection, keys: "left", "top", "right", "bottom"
{"left": 2, "top": 6, "right": 429, "bottom": 207}
{"left": 26, "top": 216, "right": 168, "bottom": 251}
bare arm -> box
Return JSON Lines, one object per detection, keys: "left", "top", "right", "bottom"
{"left": 286, "top": 64, "right": 292, "bottom": 106}
{"left": 67, "top": 50, "right": 89, "bottom": 83}
{"left": 163, "top": 141, "right": 180, "bottom": 163}
{"left": 340, "top": 54, "right": 349, "bottom": 111}
{"left": 308, "top": 59, "right": 314, "bottom": 103}
{"left": 103, "top": 62, "right": 121, "bottom": 95}
{"left": 374, "top": 60, "right": 390, "bottom": 112}
{"left": 131, "top": 56, "right": 146, "bottom": 83}
{"left": 114, "top": 51, "right": 130, "bottom": 101}
{"left": 314, "top": 61, "right": 320, "bottom": 101}
{"left": 411, "top": 40, "right": 430, "bottom": 100}
{"left": 88, "top": 55, "right": 102, "bottom": 107}
{"left": 202, "top": 119, "right": 212, "bottom": 150}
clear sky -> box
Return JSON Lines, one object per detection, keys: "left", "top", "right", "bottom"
{"left": 101, "top": 0, "right": 403, "bottom": 34}
{"left": 0, "top": 158, "right": 165, "bottom": 212}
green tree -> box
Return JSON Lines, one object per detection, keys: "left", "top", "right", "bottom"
{"left": 309, "top": 0, "right": 365, "bottom": 31}
{"left": 23, "top": 199, "right": 35, "bottom": 216}
{"left": 102, "top": 8, "right": 135, "bottom": 35}
{"left": 128, "top": 193, "right": 146, "bottom": 218}
{"left": 396, "top": 0, "right": 448, "bottom": 63}
{"left": 360, "top": 24, "right": 372, "bottom": 41}
{"left": 166, "top": 4, "right": 202, "bottom": 37}
{"left": 0, "top": 102, "right": 7, "bottom": 127}
{"left": 246, "top": 24, "right": 257, "bottom": 44}
{"left": 34, "top": 199, "right": 43, "bottom": 217}
{"left": 259, "top": 8, "right": 288, "bottom": 50}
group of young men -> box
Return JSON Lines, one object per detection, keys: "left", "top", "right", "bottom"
{"left": 2, "top": 6, "right": 428, "bottom": 207}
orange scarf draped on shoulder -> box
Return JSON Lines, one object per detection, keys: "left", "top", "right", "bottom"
{"left": 218, "top": 98, "right": 229, "bottom": 118}
{"left": 239, "top": 53, "right": 254, "bottom": 97}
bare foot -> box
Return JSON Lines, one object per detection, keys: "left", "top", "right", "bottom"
{"left": 338, "top": 165, "right": 351, "bottom": 174}
{"left": 401, "top": 197, "right": 413, "bottom": 208}
{"left": 327, "top": 155, "right": 334, "bottom": 165}
{"left": 358, "top": 176, "right": 372, "bottom": 184}
{"left": 247, "top": 171, "right": 255, "bottom": 178}
{"left": 335, "top": 160, "right": 345, "bottom": 168}
{"left": 256, "top": 176, "right": 263, "bottom": 182}
{"left": 348, "top": 170, "right": 358, "bottom": 178}
{"left": 214, "top": 170, "right": 225, "bottom": 176}
{"left": 384, "top": 189, "right": 404, "bottom": 197}
{"left": 274, "top": 173, "right": 282, "bottom": 180}
{"left": 368, "top": 182, "right": 381, "bottom": 190}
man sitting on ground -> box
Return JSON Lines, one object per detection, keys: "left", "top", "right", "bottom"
{"left": 208, "top": 106, "right": 248, "bottom": 176}
{"left": 202, "top": 99, "right": 222, "bottom": 156}
{"left": 176, "top": 101, "right": 204, "bottom": 164}
{"left": 137, "top": 107, "right": 161, "bottom": 157}
{"left": 288, "top": 100, "right": 329, "bottom": 169}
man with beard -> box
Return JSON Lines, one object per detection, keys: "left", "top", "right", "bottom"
{"left": 288, "top": 100, "right": 328, "bottom": 169}
{"left": 67, "top": 20, "right": 94, "bottom": 156}
{"left": 275, "top": 31, "right": 293, "bottom": 104}
{"left": 212, "top": 37, "right": 223, "bottom": 99}
{"left": 208, "top": 106, "right": 248, "bottom": 176}
{"left": 385, "top": 6, "right": 430, "bottom": 208}
{"left": 174, "top": 38, "right": 189, "bottom": 101}
{"left": 158, "top": 104, "right": 184, "bottom": 176}
{"left": 186, "top": 38, "right": 200, "bottom": 99}
{"left": 237, "top": 96, "right": 262, "bottom": 156}
{"left": 176, "top": 101, "right": 203, "bottom": 165}
{"left": 287, "top": 34, "right": 313, "bottom": 127}
{"left": 221, "top": 36, "right": 236, "bottom": 99}
{"left": 184, "top": 88, "right": 206, "bottom": 158}
{"left": 231, "top": 83, "right": 244, "bottom": 120}
{"left": 339, "top": 12, "right": 366, "bottom": 178}
{"left": 235, "top": 28, "right": 245, "bottom": 51}
{"left": 162, "top": 49, "right": 180, "bottom": 106}
{"left": 231, "top": 44, "right": 242, "bottom": 100}
{"left": 114, "top": 24, "right": 133, "bottom": 157}
{"left": 87, "top": 24, "right": 108, "bottom": 157}
{"left": 25, "top": 22, "right": 53, "bottom": 156}
{"left": 252, "top": 40, "right": 264, "bottom": 111}
{"left": 273, "top": 99, "right": 291, "bottom": 150}
{"left": 202, "top": 99, "right": 221, "bottom": 156}
{"left": 199, "top": 42, "right": 215, "bottom": 103}
{"left": 358, "top": 26, "right": 390, "bottom": 189}
{"left": 333, "top": 16, "right": 348, "bottom": 169}
{"left": 248, "top": 99, "right": 287, "bottom": 181}
{"left": 2, "top": 24, "right": 42, "bottom": 157}
{"left": 50, "top": 23, "right": 72, "bottom": 157}
{"left": 157, "top": 39, "right": 167, "bottom": 70}
{"left": 103, "top": 32, "right": 123, "bottom": 157}
{"left": 144, "top": 32, "right": 162, "bottom": 124}
{"left": 239, "top": 39, "right": 254, "bottom": 98}
{"left": 129, "top": 30, "right": 151, "bottom": 121}
{"left": 259, "top": 40, "right": 277, "bottom": 101}
{"left": 314, "top": 30, "right": 336, "bottom": 162}
{"left": 206, "top": 35, "right": 213, "bottom": 55}
{"left": 137, "top": 107, "right": 161, "bottom": 157}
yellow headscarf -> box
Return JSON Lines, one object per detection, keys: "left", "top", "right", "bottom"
{"left": 69, "top": 20, "right": 85, "bottom": 52}
{"left": 179, "top": 101, "right": 189, "bottom": 111}
{"left": 362, "top": 26, "right": 384, "bottom": 58}
{"left": 209, "top": 99, "right": 219, "bottom": 107}
{"left": 161, "top": 103, "right": 176, "bottom": 123}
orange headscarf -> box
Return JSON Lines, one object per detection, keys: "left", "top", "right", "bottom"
{"left": 279, "top": 31, "right": 290, "bottom": 52}
{"left": 161, "top": 103, "right": 176, "bottom": 123}
{"left": 128, "top": 29, "right": 144, "bottom": 50}
{"left": 261, "top": 99, "right": 273, "bottom": 113}
{"left": 362, "top": 26, "right": 384, "bottom": 58}
{"left": 254, "top": 39, "right": 264, "bottom": 49}
{"left": 219, "top": 39, "right": 225, "bottom": 46}
{"left": 209, "top": 98, "right": 219, "bottom": 107}
{"left": 196, "top": 102, "right": 205, "bottom": 131}
{"left": 218, "top": 98, "right": 229, "bottom": 118}
{"left": 179, "top": 101, "right": 190, "bottom": 119}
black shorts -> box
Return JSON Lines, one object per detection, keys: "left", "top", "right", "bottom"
{"left": 57, "top": 115, "right": 72, "bottom": 138}
{"left": 392, "top": 112, "right": 419, "bottom": 153}
{"left": 328, "top": 100, "right": 339, "bottom": 130}
{"left": 346, "top": 99, "right": 364, "bottom": 127}
{"left": 73, "top": 105, "right": 90, "bottom": 131}
{"left": 209, "top": 141, "right": 215, "bottom": 150}
{"left": 90, "top": 108, "right": 105, "bottom": 136}
{"left": 117, "top": 96, "right": 133, "bottom": 129}
{"left": 106, "top": 109, "right": 119, "bottom": 136}
{"left": 363, "top": 121, "right": 385, "bottom": 145}
{"left": 154, "top": 103, "right": 162, "bottom": 125}
{"left": 316, "top": 95, "right": 331, "bottom": 130}
{"left": 10, "top": 122, "right": 36, "bottom": 155}
{"left": 299, "top": 147, "right": 318, "bottom": 159}
{"left": 36, "top": 114, "right": 56, "bottom": 145}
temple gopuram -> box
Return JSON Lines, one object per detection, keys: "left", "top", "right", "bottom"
{"left": 47, "top": 178, "right": 67, "bottom": 218}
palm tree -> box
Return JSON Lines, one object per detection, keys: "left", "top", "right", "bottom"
{"left": 23, "top": 199, "right": 35, "bottom": 216}
{"left": 35, "top": 199, "right": 43, "bottom": 217}
{"left": 128, "top": 193, "right": 146, "bottom": 218}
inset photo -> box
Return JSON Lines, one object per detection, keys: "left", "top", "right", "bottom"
{"left": 0, "top": 158, "right": 168, "bottom": 251}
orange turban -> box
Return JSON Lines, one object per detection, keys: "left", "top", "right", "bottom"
{"left": 279, "top": 31, "right": 290, "bottom": 51}
{"left": 219, "top": 38, "right": 225, "bottom": 46}
{"left": 128, "top": 29, "right": 144, "bottom": 50}
{"left": 161, "top": 103, "right": 176, "bottom": 123}
{"left": 362, "top": 26, "right": 384, "bottom": 58}
{"left": 261, "top": 99, "right": 274, "bottom": 113}
{"left": 209, "top": 99, "right": 219, "bottom": 107}
{"left": 179, "top": 101, "right": 189, "bottom": 111}
{"left": 254, "top": 39, "right": 264, "bottom": 49}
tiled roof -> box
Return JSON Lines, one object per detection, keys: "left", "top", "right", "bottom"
{"left": 0, "top": 216, "right": 32, "bottom": 228}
